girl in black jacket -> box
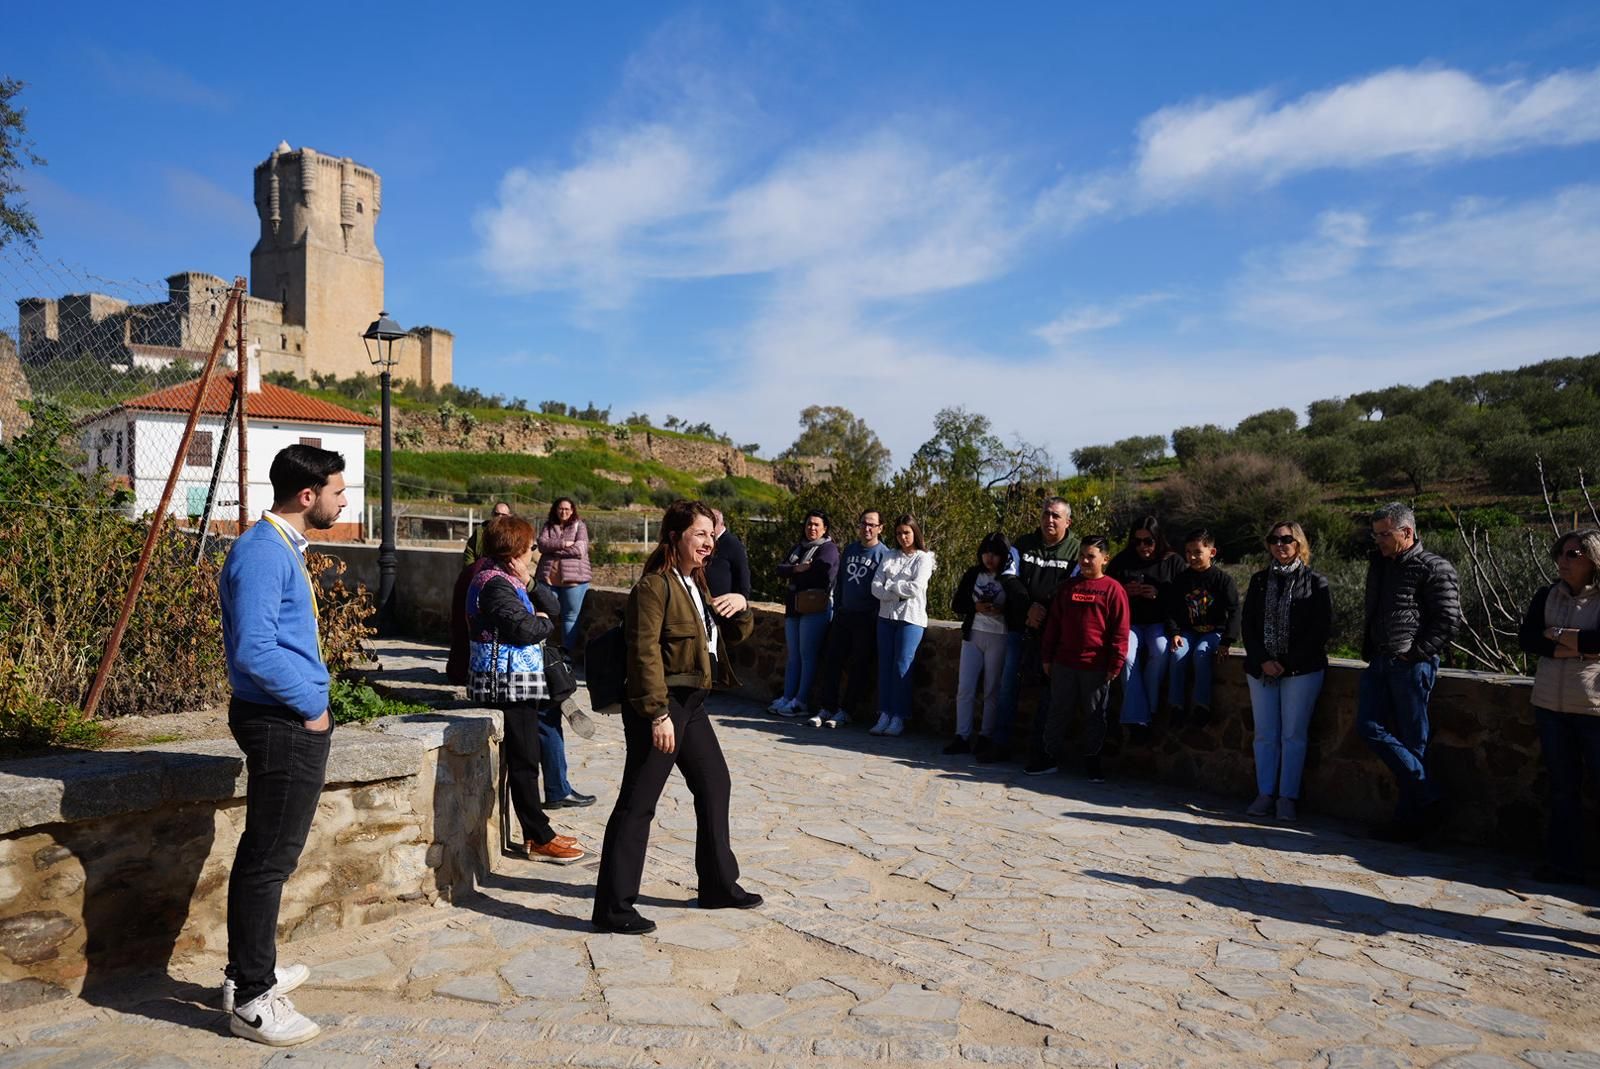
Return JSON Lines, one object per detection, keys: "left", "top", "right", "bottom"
{"left": 1107, "top": 515, "right": 1184, "bottom": 737}
{"left": 1240, "top": 520, "right": 1333, "bottom": 822}
{"left": 946, "top": 532, "right": 1029, "bottom": 756}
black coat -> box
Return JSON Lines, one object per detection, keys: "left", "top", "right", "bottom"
{"left": 950, "top": 566, "right": 1030, "bottom": 640}
{"left": 1242, "top": 566, "right": 1333, "bottom": 679}
{"left": 1361, "top": 541, "right": 1461, "bottom": 661}
{"left": 706, "top": 530, "right": 752, "bottom": 599}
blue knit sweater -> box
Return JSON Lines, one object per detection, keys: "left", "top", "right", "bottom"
{"left": 219, "top": 519, "right": 328, "bottom": 719}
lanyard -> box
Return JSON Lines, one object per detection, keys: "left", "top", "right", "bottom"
{"left": 264, "top": 515, "right": 325, "bottom": 662}
{"left": 677, "top": 572, "right": 716, "bottom": 649}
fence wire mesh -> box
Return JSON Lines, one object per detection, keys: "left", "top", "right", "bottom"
{"left": 1, "top": 246, "right": 240, "bottom": 723}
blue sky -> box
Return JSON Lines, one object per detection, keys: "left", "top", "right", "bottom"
{"left": 8, "top": 2, "right": 1600, "bottom": 467}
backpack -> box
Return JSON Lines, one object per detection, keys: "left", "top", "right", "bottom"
{"left": 585, "top": 574, "right": 672, "bottom": 715}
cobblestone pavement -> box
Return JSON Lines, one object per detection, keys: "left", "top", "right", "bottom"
{"left": 3, "top": 641, "right": 1598, "bottom": 1068}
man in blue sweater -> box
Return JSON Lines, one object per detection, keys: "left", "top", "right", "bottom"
{"left": 218, "top": 444, "right": 345, "bottom": 1047}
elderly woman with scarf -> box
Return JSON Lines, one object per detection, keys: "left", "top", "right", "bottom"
{"left": 1240, "top": 519, "right": 1332, "bottom": 822}
{"left": 466, "top": 515, "right": 589, "bottom": 863}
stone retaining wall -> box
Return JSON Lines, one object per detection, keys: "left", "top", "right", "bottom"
{"left": 0, "top": 711, "right": 505, "bottom": 1007}
{"left": 578, "top": 588, "right": 1574, "bottom": 855}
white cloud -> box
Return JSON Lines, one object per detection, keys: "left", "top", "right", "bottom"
{"left": 1135, "top": 64, "right": 1600, "bottom": 199}
{"left": 1231, "top": 185, "right": 1600, "bottom": 333}
{"left": 1035, "top": 292, "right": 1173, "bottom": 348}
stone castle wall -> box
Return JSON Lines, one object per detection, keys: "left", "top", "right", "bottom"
{"left": 366, "top": 414, "right": 779, "bottom": 486}
{"left": 0, "top": 332, "right": 31, "bottom": 443}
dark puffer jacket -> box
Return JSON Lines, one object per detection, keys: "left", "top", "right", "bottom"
{"left": 1361, "top": 541, "right": 1461, "bottom": 662}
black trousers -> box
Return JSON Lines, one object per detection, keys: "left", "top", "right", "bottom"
{"left": 501, "top": 702, "right": 555, "bottom": 847}
{"left": 592, "top": 689, "right": 740, "bottom": 927}
{"left": 813, "top": 609, "right": 878, "bottom": 714}
{"left": 225, "top": 698, "right": 331, "bottom": 1006}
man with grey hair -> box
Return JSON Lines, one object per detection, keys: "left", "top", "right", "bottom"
{"left": 1359, "top": 501, "right": 1461, "bottom": 842}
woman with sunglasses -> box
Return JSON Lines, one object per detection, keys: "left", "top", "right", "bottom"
{"left": 1517, "top": 529, "right": 1600, "bottom": 885}
{"left": 1240, "top": 520, "right": 1332, "bottom": 822}
{"left": 1107, "top": 516, "right": 1184, "bottom": 741}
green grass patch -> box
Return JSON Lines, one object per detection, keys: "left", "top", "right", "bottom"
{"left": 329, "top": 680, "right": 431, "bottom": 725}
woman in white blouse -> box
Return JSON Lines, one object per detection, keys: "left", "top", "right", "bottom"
{"left": 869, "top": 514, "right": 936, "bottom": 737}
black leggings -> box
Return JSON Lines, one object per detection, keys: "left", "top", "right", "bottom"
{"left": 501, "top": 702, "right": 555, "bottom": 846}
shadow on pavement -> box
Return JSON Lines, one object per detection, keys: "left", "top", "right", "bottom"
{"left": 1081, "top": 868, "right": 1600, "bottom": 960}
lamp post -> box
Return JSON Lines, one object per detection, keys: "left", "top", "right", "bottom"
{"left": 362, "top": 311, "right": 407, "bottom": 632}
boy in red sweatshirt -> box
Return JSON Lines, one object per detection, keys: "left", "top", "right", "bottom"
{"left": 1026, "top": 535, "right": 1130, "bottom": 782}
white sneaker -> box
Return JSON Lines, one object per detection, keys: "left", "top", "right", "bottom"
{"left": 768, "top": 697, "right": 793, "bottom": 715}
{"left": 868, "top": 712, "right": 891, "bottom": 736}
{"left": 825, "top": 710, "right": 850, "bottom": 729}
{"left": 884, "top": 716, "right": 905, "bottom": 737}
{"left": 230, "top": 991, "right": 321, "bottom": 1047}
{"left": 804, "top": 711, "right": 826, "bottom": 727}
{"left": 222, "top": 963, "right": 310, "bottom": 1013}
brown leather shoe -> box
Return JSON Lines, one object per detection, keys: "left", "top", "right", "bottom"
{"left": 527, "top": 838, "right": 586, "bottom": 863}
{"left": 549, "top": 834, "right": 579, "bottom": 847}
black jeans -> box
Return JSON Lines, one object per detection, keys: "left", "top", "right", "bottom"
{"left": 226, "top": 699, "right": 331, "bottom": 1006}
{"left": 1043, "top": 667, "right": 1111, "bottom": 759}
{"left": 592, "top": 689, "right": 740, "bottom": 928}
{"left": 501, "top": 702, "right": 556, "bottom": 847}
{"left": 1536, "top": 705, "right": 1600, "bottom": 877}
{"left": 813, "top": 609, "right": 879, "bottom": 715}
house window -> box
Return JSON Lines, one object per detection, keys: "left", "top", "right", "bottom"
{"left": 186, "top": 431, "right": 214, "bottom": 468}
{"left": 299, "top": 436, "right": 322, "bottom": 449}
{"left": 280, "top": 334, "right": 288, "bottom": 349}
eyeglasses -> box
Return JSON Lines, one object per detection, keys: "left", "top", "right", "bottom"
{"left": 1131, "top": 536, "right": 1156, "bottom": 546}
{"left": 1265, "top": 535, "right": 1298, "bottom": 546}
{"left": 860, "top": 521, "right": 882, "bottom": 528}
{"left": 1563, "top": 548, "right": 1588, "bottom": 560}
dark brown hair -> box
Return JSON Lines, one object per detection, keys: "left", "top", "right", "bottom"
{"left": 643, "top": 500, "right": 717, "bottom": 580}
{"left": 483, "top": 515, "right": 535, "bottom": 565}
{"left": 546, "top": 496, "right": 580, "bottom": 526}
{"left": 892, "top": 514, "right": 926, "bottom": 552}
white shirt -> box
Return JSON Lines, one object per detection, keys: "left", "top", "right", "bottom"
{"left": 260, "top": 511, "right": 309, "bottom": 558}
{"left": 675, "top": 569, "right": 718, "bottom": 661}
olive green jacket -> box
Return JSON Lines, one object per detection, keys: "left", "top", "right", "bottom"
{"left": 624, "top": 570, "right": 753, "bottom": 719}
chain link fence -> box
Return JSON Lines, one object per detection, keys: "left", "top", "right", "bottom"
{"left": 1, "top": 246, "right": 244, "bottom": 728}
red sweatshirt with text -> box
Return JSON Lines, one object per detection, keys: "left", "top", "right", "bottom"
{"left": 1041, "top": 574, "right": 1131, "bottom": 676}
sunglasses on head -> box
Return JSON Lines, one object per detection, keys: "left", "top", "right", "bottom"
{"left": 1265, "top": 535, "right": 1298, "bottom": 546}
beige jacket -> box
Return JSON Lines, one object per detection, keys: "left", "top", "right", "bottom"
{"left": 1529, "top": 581, "right": 1600, "bottom": 716}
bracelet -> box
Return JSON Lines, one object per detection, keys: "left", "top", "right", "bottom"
{"left": 652, "top": 714, "right": 669, "bottom": 726}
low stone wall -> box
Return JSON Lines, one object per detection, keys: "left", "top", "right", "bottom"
{"left": 0, "top": 710, "right": 505, "bottom": 1009}
{"left": 578, "top": 588, "right": 1570, "bottom": 855}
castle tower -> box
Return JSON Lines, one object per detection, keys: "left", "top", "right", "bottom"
{"left": 250, "top": 143, "right": 385, "bottom": 382}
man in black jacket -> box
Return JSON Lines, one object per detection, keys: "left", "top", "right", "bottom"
{"left": 1358, "top": 502, "right": 1462, "bottom": 842}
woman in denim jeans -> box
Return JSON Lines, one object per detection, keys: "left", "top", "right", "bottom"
{"left": 870, "top": 515, "right": 937, "bottom": 737}
{"left": 1107, "top": 515, "right": 1183, "bottom": 742}
{"left": 770, "top": 510, "right": 839, "bottom": 718}
{"left": 1240, "top": 520, "right": 1332, "bottom": 822}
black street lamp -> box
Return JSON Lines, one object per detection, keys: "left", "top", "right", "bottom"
{"left": 362, "top": 310, "right": 407, "bottom": 632}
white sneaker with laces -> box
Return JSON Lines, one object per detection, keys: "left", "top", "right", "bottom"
{"left": 230, "top": 992, "right": 321, "bottom": 1047}
{"left": 222, "top": 962, "right": 310, "bottom": 1013}
{"left": 884, "top": 716, "right": 905, "bottom": 737}
{"left": 804, "top": 711, "right": 826, "bottom": 727}
{"left": 825, "top": 709, "right": 850, "bottom": 729}
{"left": 868, "top": 712, "right": 891, "bottom": 735}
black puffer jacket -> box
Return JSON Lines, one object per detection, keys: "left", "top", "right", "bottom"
{"left": 1361, "top": 541, "right": 1461, "bottom": 662}
{"left": 1242, "top": 566, "right": 1333, "bottom": 678}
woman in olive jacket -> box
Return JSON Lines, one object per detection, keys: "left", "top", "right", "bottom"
{"left": 592, "top": 500, "right": 758, "bottom": 935}
{"left": 1240, "top": 520, "right": 1333, "bottom": 823}
{"left": 1516, "top": 528, "right": 1600, "bottom": 884}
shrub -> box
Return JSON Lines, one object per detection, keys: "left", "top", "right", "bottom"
{"left": 329, "top": 679, "right": 428, "bottom": 725}
{"left": 1161, "top": 451, "right": 1321, "bottom": 561}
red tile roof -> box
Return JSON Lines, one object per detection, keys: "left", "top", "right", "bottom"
{"left": 113, "top": 373, "right": 379, "bottom": 428}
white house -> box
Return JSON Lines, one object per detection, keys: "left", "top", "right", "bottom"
{"left": 78, "top": 358, "right": 378, "bottom": 541}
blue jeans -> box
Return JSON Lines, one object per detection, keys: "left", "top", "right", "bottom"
{"left": 552, "top": 583, "right": 589, "bottom": 652}
{"left": 538, "top": 703, "right": 574, "bottom": 802}
{"left": 1119, "top": 623, "right": 1171, "bottom": 726}
{"left": 1357, "top": 654, "right": 1440, "bottom": 819}
{"left": 1535, "top": 706, "right": 1600, "bottom": 876}
{"left": 993, "top": 630, "right": 1026, "bottom": 745}
{"left": 876, "top": 618, "right": 926, "bottom": 723}
{"left": 783, "top": 608, "right": 833, "bottom": 705}
{"left": 1247, "top": 671, "right": 1324, "bottom": 798}
{"left": 1168, "top": 629, "right": 1221, "bottom": 709}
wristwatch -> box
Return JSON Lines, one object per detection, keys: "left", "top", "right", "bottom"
{"left": 652, "top": 713, "right": 669, "bottom": 726}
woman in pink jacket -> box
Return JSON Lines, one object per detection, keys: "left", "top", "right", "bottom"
{"left": 536, "top": 497, "right": 593, "bottom": 653}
